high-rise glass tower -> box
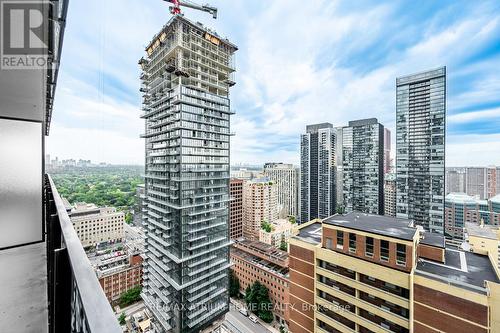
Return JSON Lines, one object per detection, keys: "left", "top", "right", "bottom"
{"left": 396, "top": 67, "right": 446, "bottom": 234}
{"left": 139, "top": 16, "right": 237, "bottom": 333}
{"left": 300, "top": 123, "right": 336, "bottom": 223}
{"left": 342, "top": 118, "right": 385, "bottom": 215}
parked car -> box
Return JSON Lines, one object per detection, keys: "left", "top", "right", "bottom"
{"left": 249, "top": 315, "right": 258, "bottom": 324}
{"left": 238, "top": 308, "right": 249, "bottom": 317}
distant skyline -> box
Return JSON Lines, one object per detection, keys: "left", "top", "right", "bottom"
{"left": 47, "top": 0, "right": 500, "bottom": 166}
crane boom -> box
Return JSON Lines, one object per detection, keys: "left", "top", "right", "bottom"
{"left": 163, "top": 0, "right": 217, "bottom": 19}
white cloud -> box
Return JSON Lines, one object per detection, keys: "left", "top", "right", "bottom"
{"left": 47, "top": 0, "right": 500, "bottom": 167}
{"left": 447, "top": 133, "right": 500, "bottom": 166}
{"left": 46, "top": 123, "right": 144, "bottom": 165}
{"left": 448, "top": 107, "right": 500, "bottom": 123}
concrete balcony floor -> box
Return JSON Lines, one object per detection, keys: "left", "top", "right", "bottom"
{"left": 0, "top": 242, "right": 48, "bottom": 333}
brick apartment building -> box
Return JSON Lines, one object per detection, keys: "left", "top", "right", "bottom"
{"left": 230, "top": 239, "right": 290, "bottom": 325}
{"left": 96, "top": 252, "right": 143, "bottom": 304}
{"left": 288, "top": 212, "right": 500, "bottom": 333}
{"left": 230, "top": 178, "right": 244, "bottom": 239}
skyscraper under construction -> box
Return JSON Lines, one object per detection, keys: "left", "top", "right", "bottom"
{"left": 139, "top": 15, "right": 237, "bottom": 332}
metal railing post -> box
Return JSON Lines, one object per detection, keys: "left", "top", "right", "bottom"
{"left": 54, "top": 248, "right": 72, "bottom": 332}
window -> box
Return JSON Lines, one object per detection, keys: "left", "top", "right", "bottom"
{"left": 325, "top": 237, "right": 333, "bottom": 250}
{"left": 396, "top": 244, "right": 406, "bottom": 266}
{"left": 349, "top": 233, "right": 356, "bottom": 252}
{"left": 337, "top": 231, "right": 344, "bottom": 249}
{"left": 365, "top": 237, "right": 374, "bottom": 257}
{"left": 380, "top": 240, "right": 389, "bottom": 261}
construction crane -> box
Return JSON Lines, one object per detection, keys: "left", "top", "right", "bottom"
{"left": 163, "top": 0, "right": 217, "bottom": 19}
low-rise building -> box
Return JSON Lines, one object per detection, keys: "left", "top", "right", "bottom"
{"left": 259, "top": 218, "right": 296, "bottom": 248}
{"left": 93, "top": 250, "right": 143, "bottom": 304}
{"left": 230, "top": 239, "right": 290, "bottom": 326}
{"left": 445, "top": 193, "right": 500, "bottom": 245}
{"left": 288, "top": 212, "right": 500, "bottom": 333}
{"left": 70, "top": 203, "right": 125, "bottom": 248}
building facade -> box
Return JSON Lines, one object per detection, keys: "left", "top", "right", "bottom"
{"left": 384, "top": 127, "right": 392, "bottom": 174}
{"left": 96, "top": 253, "right": 143, "bottom": 304}
{"left": 342, "top": 118, "right": 385, "bottom": 215}
{"left": 259, "top": 218, "right": 296, "bottom": 248}
{"left": 288, "top": 213, "right": 500, "bottom": 333}
{"left": 242, "top": 178, "right": 278, "bottom": 241}
{"left": 230, "top": 239, "right": 290, "bottom": 325}
{"left": 384, "top": 173, "right": 397, "bottom": 217}
{"left": 445, "top": 193, "right": 500, "bottom": 244}
{"left": 70, "top": 203, "right": 125, "bottom": 248}
{"left": 229, "top": 178, "right": 244, "bottom": 240}
{"left": 139, "top": 15, "right": 237, "bottom": 332}
{"left": 263, "top": 162, "right": 299, "bottom": 218}
{"left": 396, "top": 67, "right": 446, "bottom": 234}
{"left": 134, "top": 184, "right": 146, "bottom": 226}
{"left": 466, "top": 166, "right": 498, "bottom": 199}
{"left": 300, "top": 123, "right": 337, "bottom": 223}
{"left": 446, "top": 168, "right": 466, "bottom": 194}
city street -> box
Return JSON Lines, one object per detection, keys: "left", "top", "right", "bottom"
{"left": 223, "top": 308, "right": 270, "bottom": 333}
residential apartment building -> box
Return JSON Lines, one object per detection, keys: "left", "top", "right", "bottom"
{"left": 134, "top": 184, "right": 146, "bottom": 226}
{"left": 288, "top": 213, "right": 500, "bottom": 333}
{"left": 139, "top": 15, "right": 237, "bottom": 333}
{"left": 335, "top": 126, "right": 344, "bottom": 209}
{"left": 445, "top": 193, "right": 500, "bottom": 243}
{"left": 263, "top": 162, "right": 299, "bottom": 218}
{"left": 396, "top": 67, "right": 446, "bottom": 234}
{"left": 259, "top": 218, "right": 296, "bottom": 248}
{"left": 94, "top": 252, "right": 143, "bottom": 304}
{"left": 230, "top": 239, "right": 290, "bottom": 325}
{"left": 230, "top": 178, "right": 244, "bottom": 240}
{"left": 384, "top": 128, "right": 392, "bottom": 174}
{"left": 300, "top": 123, "right": 337, "bottom": 223}
{"left": 243, "top": 178, "right": 278, "bottom": 241}
{"left": 466, "top": 166, "right": 498, "bottom": 199}
{"left": 342, "top": 118, "right": 385, "bottom": 215}
{"left": 384, "top": 173, "right": 397, "bottom": 217}
{"left": 70, "top": 203, "right": 125, "bottom": 248}
{"left": 446, "top": 168, "right": 466, "bottom": 194}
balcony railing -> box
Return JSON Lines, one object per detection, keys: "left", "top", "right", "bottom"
{"left": 45, "top": 175, "right": 121, "bottom": 333}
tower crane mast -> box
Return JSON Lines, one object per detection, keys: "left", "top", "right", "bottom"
{"left": 162, "top": 0, "right": 217, "bottom": 19}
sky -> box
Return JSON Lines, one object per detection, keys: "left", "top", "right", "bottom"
{"left": 46, "top": 0, "right": 500, "bottom": 167}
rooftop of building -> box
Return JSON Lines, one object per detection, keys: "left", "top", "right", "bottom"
{"left": 263, "top": 162, "right": 295, "bottom": 169}
{"left": 466, "top": 222, "right": 499, "bottom": 240}
{"left": 348, "top": 118, "right": 379, "bottom": 127}
{"left": 294, "top": 221, "right": 323, "bottom": 245}
{"left": 70, "top": 203, "right": 122, "bottom": 218}
{"left": 420, "top": 231, "right": 445, "bottom": 248}
{"left": 323, "top": 212, "right": 417, "bottom": 241}
{"left": 446, "top": 192, "right": 479, "bottom": 203}
{"left": 247, "top": 177, "right": 272, "bottom": 184}
{"left": 231, "top": 240, "right": 289, "bottom": 278}
{"left": 416, "top": 248, "right": 500, "bottom": 293}
{"left": 306, "top": 122, "right": 333, "bottom": 133}
{"left": 145, "top": 15, "right": 238, "bottom": 52}
{"left": 232, "top": 239, "right": 288, "bottom": 265}
{"left": 396, "top": 66, "right": 446, "bottom": 85}
{"left": 490, "top": 194, "right": 500, "bottom": 203}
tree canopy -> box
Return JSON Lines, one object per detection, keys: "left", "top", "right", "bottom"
{"left": 244, "top": 281, "right": 274, "bottom": 323}
{"left": 51, "top": 166, "right": 142, "bottom": 210}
